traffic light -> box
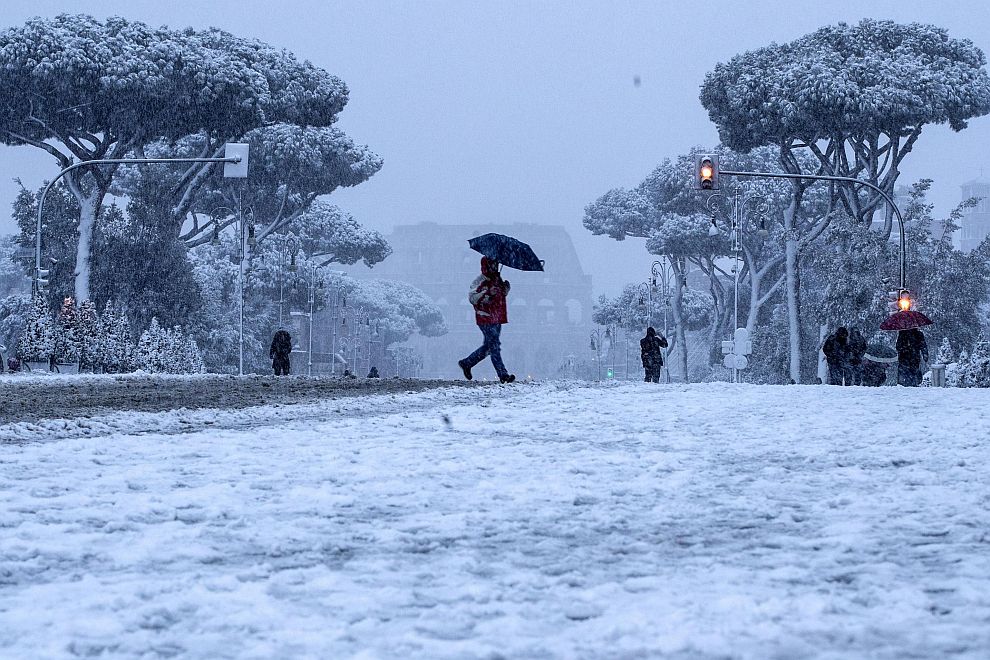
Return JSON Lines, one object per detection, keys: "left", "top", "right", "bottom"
{"left": 35, "top": 266, "right": 51, "bottom": 292}
{"left": 606, "top": 367, "right": 614, "bottom": 379}
{"left": 887, "top": 291, "right": 901, "bottom": 314}
{"left": 887, "top": 289, "right": 912, "bottom": 313}
{"left": 897, "top": 289, "right": 912, "bottom": 312}
{"left": 696, "top": 154, "right": 719, "bottom": 190}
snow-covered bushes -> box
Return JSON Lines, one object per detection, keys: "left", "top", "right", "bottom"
{"left": 18, "top": 295, "right": 55, "bottom": 362}
{"left": 930, "top": 338, "right": 990, "bottom": 388}
{"left": 98, "top": 302, "right": 136, "bottom": 373}
{"left": 135, "top": 318, "right": 204, "bottom": 374}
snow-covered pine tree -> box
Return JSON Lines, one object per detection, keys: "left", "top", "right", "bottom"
{"left": 77, "top": 300, "right": 100, "bottom": 372}
{"left": 18, "top": 295, "right": 55, "bottom": 363}
{"left": 111, "top": 305, "right": 136, "bottom": 373}
{"left": 54, "top": 296, "right": 81, "bottom": 363}
{"left": 936, "top": 337, "right": 954, "bottom": 365}
{"left": 135, "top": 318, "right": 169, "bottom": 373}
{"left": 951, "top": 349, "right": 971, "bottom": 388}
{"left": 97, "top": 301, "right": 128, "bottom": 373}
{"left": 181, "top": 333, "right": 205, "bottom": 374}
{"left": 166, "top": 326, "right": 184, "bottom": 374}
{"left": 963, "top": 339, "right": 990, "bottom": 388}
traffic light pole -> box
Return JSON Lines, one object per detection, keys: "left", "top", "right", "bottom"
{"left": 720, "top": 169, "right": 908, "bottom": 292}
{"left": 33, "top": 153, "right": 245, "bottom": 295}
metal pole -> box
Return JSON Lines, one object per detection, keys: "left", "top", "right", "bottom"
{"left": 308, "top": 266, "right": 315, "bottom": 377}
{"left": 34, "top": 155, "right": 241, "bottom": 295}
{"left": 733, "top": 191, "right": 740, "bottom": 384}
{"left": 278, "top": 271, "right": 284, "bottom": 328}
{"left": 330, "top": 288, "right": 338, "bottom": 376}
{"left": 647, "top": 280, "right": 653, "bottom": 329}
{"left": 721, "top": 169, "right": 908, "bottom": 290}
{"left": 237, "top": 195, "right": 244, "bottom": 377}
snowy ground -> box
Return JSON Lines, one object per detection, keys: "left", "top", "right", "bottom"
{"left": 2, "top": 381, "right": 990, "bottom": 659}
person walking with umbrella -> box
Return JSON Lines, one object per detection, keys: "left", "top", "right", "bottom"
{"left": 880, "top": 298, "right": 934, "bottom": 387}
{"left": 459, "top": 256, "right": 515, "bottom": 383}
{"left": 458, "top": 233, "right": 544, "bottom": 383}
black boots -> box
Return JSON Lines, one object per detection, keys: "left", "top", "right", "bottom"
{"left": 458, "top": 360, "right": 473, "bottom": 380}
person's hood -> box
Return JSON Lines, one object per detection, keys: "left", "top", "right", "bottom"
{"left": 646, "top": 327, "right": 656, "bottom": 337}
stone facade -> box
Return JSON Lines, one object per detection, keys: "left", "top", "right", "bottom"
{"left": 342, "top": 223, "right": 594, "bottom": 379}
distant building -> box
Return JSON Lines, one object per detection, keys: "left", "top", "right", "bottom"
{"left": 957, "top": 178, "right": 990, "bottom": 252}
{"left": 342, "top": 222, "right": 594, "bottom": 379}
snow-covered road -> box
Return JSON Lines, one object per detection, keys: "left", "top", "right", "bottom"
{"left": 2, "top": 382, "right": 990, "bottom": 658}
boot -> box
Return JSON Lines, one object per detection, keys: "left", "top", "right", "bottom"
{"left": 458, "top": 359, "right": 473, "bottom": 380}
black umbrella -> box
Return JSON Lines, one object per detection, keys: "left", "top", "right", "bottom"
{"left": 468, "top": 233, "right": 544, "bottom": 271}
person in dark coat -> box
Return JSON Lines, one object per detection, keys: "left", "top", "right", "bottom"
{"left": 458, "top": 257, "right": 515, "bottom": 383}
{"left": 367, "top": 366, "right": 380, "bottom": 378}
{"left": 896, "top": 328, "right": 928, "bottom": 387}
{"left": 640, "top": 327, "right": 669, "bottom": 383}
{"left": 848, "top": 328, "right": 868, "bottom": 385}
{"left": 269, "top": 329, "right": 293, "bottom": 376}
{"left": 822, "top": 326, "right": 852, "bottom": 385}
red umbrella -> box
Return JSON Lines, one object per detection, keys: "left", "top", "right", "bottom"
{"left": 880, "top": 310, "right": 934, "bottom": 331}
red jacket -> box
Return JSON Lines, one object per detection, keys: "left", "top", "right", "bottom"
{"left": 469, "top": 258, "right": 509, "bottom": 325}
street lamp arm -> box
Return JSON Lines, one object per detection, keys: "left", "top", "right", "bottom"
{"left": 34, "top": 154, "right": 242, "bottom": 289}
{"left": 720, "top": 168, "right": 907, "bottom": 290}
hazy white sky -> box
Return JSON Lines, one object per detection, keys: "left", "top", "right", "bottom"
{"left": 1, "top": 0, "right": 988, "bottom": 296}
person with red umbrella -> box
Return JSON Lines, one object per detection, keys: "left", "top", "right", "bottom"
{"left": 881, "top": 295, "right": 933, "bottom": 387}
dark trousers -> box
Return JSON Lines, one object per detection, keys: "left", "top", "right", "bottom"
{"left": 644, "top": 364, "right": 662, "bottom": 383}
{"left": 897, "top": 362, "right": 922, "bottom": 387}
{"left": 463, "top": 323, "right": 507, "bottom": 378}
{"left": 273, "top": 355, "right": 290, "bottom": 376}
{"left": 828, "top": 362, "right": 852, "bottom": 385}
{"left": 850, "top": 362, "right": 864, "bottom": 386}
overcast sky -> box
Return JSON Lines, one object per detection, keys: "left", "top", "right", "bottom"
{"left": 1, "top": 0, "right": 988, "bottom": 296}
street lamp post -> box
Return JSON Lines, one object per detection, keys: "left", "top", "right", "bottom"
{"left": 305, "top": 263, "right": 329, "bottom": 377}
{"left": 706, "top": 190, "right": 770, "bottom": 383}
{"left": 209, "top": 203, "right": 256, "bottom": 377}
{"left": 590, "top": 326, "right": 614, "bottom": 381}
{"left": 273, "top": 235, "right": 300, "bottom": 328}
{"left": 325, "top": 279, "right": 346, "bottom": 376}
{"left": 635, "top": 282, "right": 652, "bottom": 329}
{"left": 650, "top": 259, "right": 675, "bottom": 338}
{"left": 650, "top": 258, "right": 676, "bottom": 383}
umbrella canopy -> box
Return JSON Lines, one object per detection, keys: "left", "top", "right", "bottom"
{"left": 863, "top": 342, "right": 898, "bottom": 364}
{"left": 468, "top": 233, "right": 544, "bottom": 271}
{"left": 880, "top": 310, "right": 934, "bottom": 331}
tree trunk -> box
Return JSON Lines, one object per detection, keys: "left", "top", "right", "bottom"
{"left": 71, "top": 189, "right": 105, "bottom": 303}
{"left": 784, "top": 199, "right": 802, "bottom": 383}
{"left": 671, "top": 263, "right": 689, "bottom": 383}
